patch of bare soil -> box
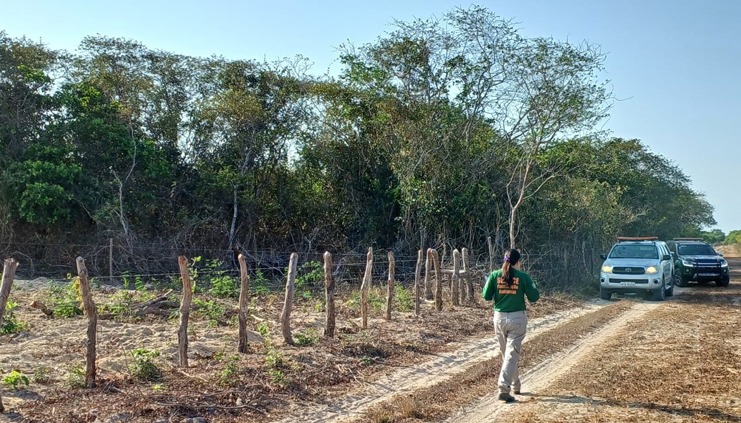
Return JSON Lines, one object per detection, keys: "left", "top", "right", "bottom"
{"left": 0, "top": 281, "right": 583, "bottom": 423}
{"left": 499, "top": 284, "right": 741, "bottom": 423}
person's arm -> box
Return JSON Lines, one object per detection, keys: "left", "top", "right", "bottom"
{"left": 482, "top": 272, "right": 497, "bottom": 301}
{"left": 524, "top": 274, "right": 540, "bottom": 304}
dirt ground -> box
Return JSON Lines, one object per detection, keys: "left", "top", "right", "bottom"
{"left": 1, "top": 257, "right": 739, "bottom": 423}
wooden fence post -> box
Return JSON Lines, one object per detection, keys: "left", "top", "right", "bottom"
{"left": 76, "top": 257, "right": 97, "bottom": 388}
{"left": 280, "top": 253, "right": 298, "bottom": 345}
{"left": 463, "top": 248, "right": 474, "bottom": 305}
{"left": 424, "top": 249, "right": 433, "bottom": 300}
{"left": 360, "top": 247, "right": 373, "bottom": 329}
{"left": 430, "top": 249, "right": 443, "bottom": 311}
{"left": 414, "top": 249, "right": 422, "bottom": 316}
{"left": 324, "top": 252, "right": 336, "bottom": 338}
{"left": 108, "top": 238, "right": 113, "bottom": 282}
{"left": 177, "top": 256, "right": 193, "bottom": 367}
{"left": 0, "top": 259, "right": 19, "bottom": 328}
{"left": 451, "top": 249, "right": 460, "bottom": 306}
{"left": 386, "top": 252, "right": 395, "bottom": 320}
{"left": 237, "top": 254, "right": 250, "bottom": 353}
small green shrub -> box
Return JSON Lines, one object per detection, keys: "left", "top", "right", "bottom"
{"left": 1, "top": 300, "right": 28, "bottom": 334}
{"left": 394, "top": 284, "right": 414, "bottom": 312}
{"left": 252, "top": 270, "right": 270, "bottom": 295}
{"left": 295, "top": 328, "right": 319, "bottom": 347}
{"left": 193, "top": 298, "right": 225, "bottom": 326}
{"left": 218, "top": 355, "right": 240, "bottom": 386}
{"left": 32, "top": 366, "right": 52, "bottom": 384}
{"left": 209, "top": 274, "right": 237, "bottom": 298}
{"left": 129, "top": 348, "right": 161, "bottom": 381}
{"left": 65, "top": 364, "right": 86, "bottom": 388}
{"left": 2, "top": 370, "right": 29, "bottom": 390}
{"left": 48, "top": 282, "right": 83, "bottom": 318}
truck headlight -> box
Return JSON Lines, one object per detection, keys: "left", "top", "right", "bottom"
{"left": 681, "top": 259, "right": 695, "bottom": 267}
{"left": 721, "top": 259, "right": 728, "bottom": 268}
{"left": 601, "top": 265, "right": 613, "bottom": 273}
{"left": 646, "top": 266, "right": 659, "bottom": 274}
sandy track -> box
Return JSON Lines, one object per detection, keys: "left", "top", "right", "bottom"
{"left": 446, "top": 301, "right": 660, "bottom": 423}
{"left": 273, "top": 301, "right": 609, "bottom": 423}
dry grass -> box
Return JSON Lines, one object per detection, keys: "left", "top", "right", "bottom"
{"left": 506, "top": 284, "right": 741, "bottom": 423}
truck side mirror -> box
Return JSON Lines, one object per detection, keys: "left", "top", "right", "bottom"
{"left": 662, "top": 254, "right": 671, "bottom": 261}
{"left": 600, "top": 254, "right": 607, "bottom": 260}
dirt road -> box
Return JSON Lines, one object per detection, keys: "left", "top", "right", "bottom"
{"left": 279, "top": 258, "right": 741, "bottom": 422}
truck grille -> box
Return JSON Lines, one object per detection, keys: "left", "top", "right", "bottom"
{"left": 609, "top": 278, "right": 649, "bottom": 284}
{"left": 612, "top": 266, "right": 646, "bottom": 275}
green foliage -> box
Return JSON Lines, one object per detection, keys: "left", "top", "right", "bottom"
{"left": 348, "top": 288, "right": 386, "bottom": 313}
{"left": 296, "top": 260, "right": 323, "bottom": 289}
{"left": 65, "top": 365, "right": 86, "bottom": 388}
{"left": 129, "top": 348, "right": 161, "bottom": 381}
{"left": 32, "top": 366, "right": 52, "bottom": 384}
{"left": 252, "top": 270, "right": 271, "bottom": 295}
{"left": 1, "top": 300, "right": 28, "bottom": 334}
{"left": 48, "top": 281, "right": 83, "bottom": 318}
{"left": 218, "top": 355, "right": 241, "bottom": 386}
{"left": 193, "top": 298, "right": 225, "bottom": 326}
{"left": 295, "top": 328, "right": 319, "bottom": 347}
{"left": 726, "top": 230, "right": 741, "bottom": 245}
{"left": 2, "top": 370, "right": 30, "bottom": 390}
{"left": 394, "top": 284, "right": 414, "bottom": 312}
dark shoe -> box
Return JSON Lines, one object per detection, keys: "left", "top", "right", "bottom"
{"left": 498, "top": 392, "right": 516, "bottom": 403}
{"left": 513, "top": 389, "right": 521, "bottom": 395}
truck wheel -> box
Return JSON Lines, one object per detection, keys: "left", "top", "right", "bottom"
{"left": 666, "top": 282, "right": 674, "bottom": 297}
{"left": 651, "top": 281, "right": 666, "bottom": 301}
{"left": 716, "top": 276, "right": 730, "bottom": 287}
{"left": 674, "top": 272, "right": 687, "bottom": 287}
{"left": 599, "top": 287, "right": 611, "bottom": 300}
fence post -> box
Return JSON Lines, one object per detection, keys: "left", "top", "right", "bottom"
{"left": 386, "top": 252, "right": 395, "bottom": 320}
{"left": 424, "top": 249, "right": 433, "bottom": 300}
{"left": 177, "top": 256, "right": 193, "bottom": 367}
{"left": 414, "top": 249, "right": 422, "bottom": 316}
{"left": 0, "top": 259, "right": 19, "bottom": 329}
{"left": 361, "top": 247, "right": 373, "bottom": 329}
{"left": 429, "top": 249, "right": 443, "bottom": 311}
{"left": 280, "top": 253, "right": 298, "bottom": 345}
{"left": 324, "top": 252, "right": 336, "bottom": 338}
{"left": 237, "top": 254, "right": 250, "bottom": 353}
{"left": 452, "top": 249, "right": 460, "bottom": 306}
{"left": 76, "top": 257, "right": 97, "bottom": 388}
{"left": 462, "top": 248, "right": 474, "bottom": 305}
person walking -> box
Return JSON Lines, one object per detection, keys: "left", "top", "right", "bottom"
{"left": 482, "top": 248, "right": 540, "bottom": 403}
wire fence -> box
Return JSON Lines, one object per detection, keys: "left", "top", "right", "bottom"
{"left": 0, "top": 239, "right": 602, "bottom": 291}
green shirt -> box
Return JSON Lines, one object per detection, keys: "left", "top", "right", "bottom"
{"left": 482, "top": 268, "right": 540, "bottom": 312}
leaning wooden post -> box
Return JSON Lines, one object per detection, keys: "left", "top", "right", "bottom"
{"left": 451, "top": 249, "right": 460, "bottom": 306}
{"left": 76, "top": 257, "right": 97, "bottom": 388}
{"left": 237, "top": 254, "right": 250, "bottom": 353}
{"left": 360, "top": 247, "right": 373, "bottom": 329}
{"left": 414, "top": 249, "right": 422, "bottom": 316}
{"left": 386, "top": 251, "right": 395, "bottom": 320}
{"left": 430, "top": 249, "right": 443, "bottom": 311}
{"left": 280, "top": 253, "right": 298, "bottom": 345}
{"left": 463, "top": 248, "right": 474, "bottom": 305}
{"left": 0, "top": 259, "right": 19, "bottom": 328}
{"left": 177, "top": 256, "right": 193, "bottom": 367}
{"left": 424, "top": 249, "right": 433, "bottom": 300}
{"left": 324, "top": 252, "right": 336, "bottom": 338}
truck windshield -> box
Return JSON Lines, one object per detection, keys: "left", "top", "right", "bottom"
{"left": 609, "top": 244, "right": 658, "bottom": 259}
{"left": 677, "top": 244, "right": 716, "bottom": 256}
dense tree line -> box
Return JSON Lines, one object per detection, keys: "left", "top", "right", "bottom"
{"left": 0, "top": 7, "right": 716, "bottom": 287}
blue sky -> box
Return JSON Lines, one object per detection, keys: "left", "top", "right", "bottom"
{"left": 3, "top": 0, "right": 739, "bottom": 233}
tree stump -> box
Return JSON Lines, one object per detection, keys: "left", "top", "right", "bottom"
{"left": 0, "top": 259, "right": 19, "bottom": 329}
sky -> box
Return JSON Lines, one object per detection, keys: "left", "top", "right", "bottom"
{"left": 2, "top": 0, "right": 739, "bottom": 233}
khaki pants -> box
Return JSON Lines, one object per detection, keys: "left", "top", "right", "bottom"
{"left": 494, "top": 310, "right": 527, "bottom": 394}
